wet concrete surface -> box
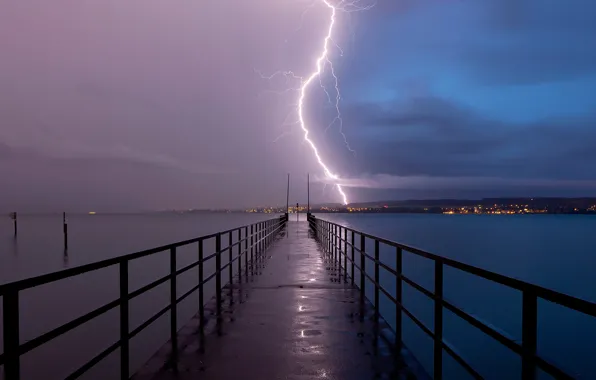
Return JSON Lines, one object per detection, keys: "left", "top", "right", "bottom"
{"left": 135, "top": 221, "right": 427, "bottom": 380}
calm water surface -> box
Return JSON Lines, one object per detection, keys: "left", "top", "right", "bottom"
{"left": 1, "top": 213, "right": 595, "bottom": 379}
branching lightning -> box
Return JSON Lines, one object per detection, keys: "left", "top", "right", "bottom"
{"left": 259, "top": 0, "right": 374, "bottom": 205}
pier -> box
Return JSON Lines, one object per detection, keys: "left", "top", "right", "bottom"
{"left": 1, "top": 214, "right": 595, "bottom": 379}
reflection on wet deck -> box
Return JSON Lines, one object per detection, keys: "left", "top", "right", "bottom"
{"left": 134, "top": 221, "right": 425, "bottom": 380}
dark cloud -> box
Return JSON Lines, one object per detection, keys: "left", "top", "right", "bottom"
{"left": 338, "top": 96, "right": 596, "bottom": 181}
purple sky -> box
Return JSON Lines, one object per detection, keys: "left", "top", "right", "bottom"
{"left": 1, "top": 0, "right": 595, "bottom": 211}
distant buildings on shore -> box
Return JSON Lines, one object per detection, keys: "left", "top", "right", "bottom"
{"left": 72, "top": 197, "right": 593, "bottom": 215}
{"left": 239, "top": 198, "right": 596, "bottom": 215}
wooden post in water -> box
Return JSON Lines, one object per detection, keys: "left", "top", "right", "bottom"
{"left": 63, "top": 212, "right": 68, "bottom": 251}
{"left": 11, "top": 211, "right": 17, "bottom": 237}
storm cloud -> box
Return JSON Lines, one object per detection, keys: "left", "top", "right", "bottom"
{"left": 1, "top": 0, "right": 595, "bottom": 210}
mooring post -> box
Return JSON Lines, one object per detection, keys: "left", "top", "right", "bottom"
{"left": 12, "top": 211, "right": 17, "bottom": 237}
{"left": 63, "top": 212, "right": 68, "bottom": 251}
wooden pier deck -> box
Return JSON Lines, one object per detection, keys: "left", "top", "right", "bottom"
{"left": 135, "top": 221, "right": 424, "bottom": 380}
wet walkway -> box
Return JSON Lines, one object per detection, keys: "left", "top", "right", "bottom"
{"left": 136, "top": 221, "right": 423, "bottom": 380}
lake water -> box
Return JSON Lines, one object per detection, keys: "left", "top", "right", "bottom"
{"left": 1, "top": 213, "right": 595, "bottom": 379}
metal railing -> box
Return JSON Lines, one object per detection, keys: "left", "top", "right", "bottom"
{"left": 0, "top": 215, "right": 288, "bottom": 380}
{"left": 308, "top": 214, "right": 596, "bottom": 380}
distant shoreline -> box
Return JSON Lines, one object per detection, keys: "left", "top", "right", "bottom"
{"left": 4, "top": 197, "right": 596, "bottom": 216}
{"left": 4, "top": 210, "right": 596, "bottom": 216}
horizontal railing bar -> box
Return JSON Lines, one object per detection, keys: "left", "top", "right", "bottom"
{"left": 362, "top": 251, "right": 376, "bottom": 262}
{"left": 400, "top": 302, "right": 435, "bottom": 339}
{"left": 129, "top": 304, "right": 172, "bottom": 340}
{"left": 224, "top": 240, "right": 244, "bottom": 250}
{"left": 19, "top": 298, "right": 121, "bottom": 355}
{"left": 202, "top": 271, "right": 217, "bottom": 285}
{"left": 442, "top": 299, "right": 520, "bottom": 354}
{"left": 363, "top": 271, "right": 380, "bottom": 288}
{"left": 64, "top": 340, "right": 121, "bottom": 380}
{"left": 320, "top": 218, "right": 596, "bottom": 317}
{"left": 442, "top": 340, "right": 484, "bottom": 380}
{"left": 129, "top": 273, "right": 171, "bottom": 300}
{"left": 175, "top": 259, "right": 201, "bottom": 277}
{"left": 221, "top": 261, "right": 232, "bottom": 271}
{"left": 379, "top": 261, "right": 398, "bottom": 276}
{"left": 402, "top": 275, "right": 435, "bottom": 300}
{"left": 219, "top": 221, "right": 278, "bottom": 237}
{"left": 535, "top": 355, "right": 575, "bottom": 379}
{"left": 176, "top": 282, "right": 202, "bottom": 306}
{"left": 379, "top": 283, "right": 397, "bottom": 304}
{"left": 203, "top": 252, "right": 218, "bottom": 262}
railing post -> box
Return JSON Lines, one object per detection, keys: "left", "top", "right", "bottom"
{"left": 351, "top": 231, "right": 355, "bottom": 285}
{"left": 434, "top": 261, "right": 443, "bottom": 380}
{"left": 119, "top": 261, "right": 129, "bottom": 380}
{"left": 260, "top": 222, "right": 263, "bottom": 255}
{"left": 3, "top": 289, "right": 20, "bottom": 380}
{"left": 228, "top": 231, "right": 233, "bottom": 304}
{"left": 334, "top": 224, "right": 338, "bottom": 268}
{"left": 169, "top": 247, "right": 178, "bottom": 372}
{"left": 215, "top": 233, "right": 222, "bottom": 317}
{"left": 337, "top": 225, "right": 342, "bottom": 282}
{"left": 522, "top": 291, "right": 538, "bottom": 380}
{"left": 250, "top": 225, "right": 254, "bottom": 274}
{"left": 343, "top": 227, "right": 348, "bottom": 282}
{"left": 374, "top": 240, "right": 380, "bottom": 321}
{"left": 198, "top": 240, "right": 205, "bottom": 334}
{"left": 327, "top": 222, "right": 331, "bottom": 255}
{"left": 244, "top": 226, "right": 249, "bottom": 279}
{"left": 360, "top": 234, "right": 366, "bottom": 303}
{"left": 237, "top": 229, "right": 242, "bottom": 284}
{"left": 395, "top": 247, "right": 403, "bottom": 349}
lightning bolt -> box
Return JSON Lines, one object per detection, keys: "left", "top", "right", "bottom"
{"left": 298, "top": 0, "right": 373, "bottom": 204}
{"left": 259, "top": 0, "right": 374, "bottom": 205}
